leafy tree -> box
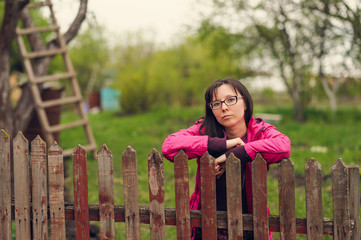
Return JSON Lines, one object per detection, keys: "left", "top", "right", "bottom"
{"left": 196, "top": 0, "right": 361, "bottom": 121}
{"left": 50, "top": 23, "right": 111, "bottom": 97}
{"left": 302, "top": 0, "right": 361, "bottom": 113}
{"left": 112, "top": 30, "right": 253, "bottom": 114}
{"left": 0, "top": 0, "right": 88, "bottom": 136}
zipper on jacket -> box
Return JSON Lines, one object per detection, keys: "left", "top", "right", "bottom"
{"left": 252, "top": 127, "right": 265, "bottom": 141}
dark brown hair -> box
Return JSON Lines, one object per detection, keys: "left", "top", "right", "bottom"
{"left": 199, "top": 77, "right": 253, "bottom": 137}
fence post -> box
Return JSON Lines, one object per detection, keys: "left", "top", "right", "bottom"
{"left": 226, "top": 153, "right": 243, "bottom": 239}
{"left": 332, "top": 159, "right": 352, "bottom": 240}
{"left": 73, "top": 145, "right": 90, "bottom": 239}
{"left": 305, "top": 158, "right": 323, "bottom": 240}
{"left": 48, "top": 142, "right": 66, "bottom": 240}
{"left": 122, "top": 146, "right": 141, "bottom": 240}
{"left": 31, "top": 136, "right": 48, "bottom": 240}
{"left": 252, "top": 153, "right": 269, "bottom": 239}
{"left": 348, "top": 165, "right": 360, "bottom": 240}
{"left": 174, "top": 150, "right": 191, "bottom": 240}
{"left": 278, "top": 159, "right": 296, "bottom": 240}
{"left": 0, "top": 130, "right": 11, "bottom": 240}
{"left": 148, "top": 148, "right": 165, "bottom": 240}
{"left": 97, "top": 144, "right": 115, "bottom": 240}
{"left": 200, "top": 152, "right": 217, "bottom": 240}
{"left": 13, "top": 132, "right": 31, "bottom": 240}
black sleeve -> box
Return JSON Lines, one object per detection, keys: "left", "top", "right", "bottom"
{"left": 208, "top": 137, "right": 227, "bottom": 158}
{"left": 225, "top": 145, "right": 252, "bottom": 162}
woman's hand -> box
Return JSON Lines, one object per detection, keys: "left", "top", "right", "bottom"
{"left": 215, "top": 154, "right": 227, "bottom": 179}
{"left": 226, "top": 137, "right": 245, "bottom": 149}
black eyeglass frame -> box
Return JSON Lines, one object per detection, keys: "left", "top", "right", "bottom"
{"left": 209, "top": 96, "right": 243, "bottom": 110}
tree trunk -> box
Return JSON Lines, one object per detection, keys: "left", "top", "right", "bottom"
{"left": 321, "top": 76, "right": 340, "bottom": 115}
{"left": 0, "top": 0, "right": 29, "bottom": 135}
{"left": 292, "top": 89, "right": 304, "bottom": 123}
{"left": 0, "top": 0, "right": 88, "bottom": 137}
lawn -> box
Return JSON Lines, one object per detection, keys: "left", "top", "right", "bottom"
{"left": 60, "top": 105, "right": 361, "bottom": 239}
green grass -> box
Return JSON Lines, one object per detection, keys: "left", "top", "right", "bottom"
{"left": 60, "top": 105, "right": 361, "bottom": 239}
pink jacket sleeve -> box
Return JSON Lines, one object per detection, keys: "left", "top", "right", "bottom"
{"left": 244, "top": 124, "right": 291, "bottom": 164}
{"left": 162, "top": 122, "right": 209, "bottom": 162}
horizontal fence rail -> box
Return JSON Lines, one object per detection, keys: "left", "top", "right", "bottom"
{"left": 0, "top": 130, "right": 360, "bottom": 240}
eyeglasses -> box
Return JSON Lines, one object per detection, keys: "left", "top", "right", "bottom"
{"left": 209, "top": 96, "right": 243, "bottom": 110}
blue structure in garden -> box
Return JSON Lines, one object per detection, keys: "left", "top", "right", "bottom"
{"left": 100, "top": 87, "right": 121, "bottom": 111}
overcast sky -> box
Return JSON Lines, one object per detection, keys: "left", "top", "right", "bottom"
{"left": 53, "top": 0, "right": 202, "bottom": 44}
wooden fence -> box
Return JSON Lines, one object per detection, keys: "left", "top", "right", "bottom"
{"left": 0, "top": 130, "right": 360, "bottom": 240}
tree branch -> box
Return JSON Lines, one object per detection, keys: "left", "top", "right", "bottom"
{"left": 62, "top": 0, "right": 88, "bottom": 44}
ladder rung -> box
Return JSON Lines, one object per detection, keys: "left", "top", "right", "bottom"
{"left": 63, "top": 144, "right": 97, "bottom": 157}
{"left": 40, "top": 96, "right": 81, "bottom": 108}
{"left": 24, "top": 48, "right": 66, "bottom": 59}
{"left": 26, "top": 1, "right": 51, "bottom": 9}
{"left": 48, "top": 120, "right": 88, "bottom": 133}
{"left": 34, "top": 72, "right": 75, "bottom": 83}
{"left": 16, "top": 25, "right": 59, "bottom": 35}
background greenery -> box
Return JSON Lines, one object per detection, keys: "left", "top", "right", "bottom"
{"left": 2, "top": 0, "right": 360, "bottom": 239}
{"left": 60, "top": 100, "right": 361, "bottom": 240}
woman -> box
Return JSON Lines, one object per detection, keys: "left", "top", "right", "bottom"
{"left": 162, "top": 77, "right": 291, "bottom": 239}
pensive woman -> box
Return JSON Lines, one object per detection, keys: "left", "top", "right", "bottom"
{"left": 162, "top": 77, "right": 291, "bottom": 239}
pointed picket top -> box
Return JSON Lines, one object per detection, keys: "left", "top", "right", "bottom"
{"left": 122, "top": 145, "right": 137, "bottom": 170}
{"left": 332, "top": 158, "right": 347, "bottom": 171}
{"left": 0, "top": 129, "right": 10, "bottom": 139}
{"left": 97, "top": 144, "right": 112, "bottom": 157}
{"left": 31, "top": 135, "right": 46, "bottom": 148}
{"left": 14, "top": 131, "right": 28, "bottom": 144}
{"left": 200, "top": 151, "right": 215, "bottom": 168}
{"left": 0, "top": 129, "right": 10, "bottom": 150}
{"left": 305, "top": 158, "right": 321, "bottom": 171}
{"left": 227, "top": 152, "right": 240, "bottom": 162}
{"left": 48, "top": 141, "right": 63, "bottom": 153}
{"left": 148, "top": 148, "right": 163, "bottom": 167}
{"left": 174, "top": 149, "right": 188, "bottom": 161}
{"left": 279, "top": 158, "right": 294, "bottom": 167}
{"left": 252, "top": 153, "right": 267, "bottom": 168}
{"left": 73, "top": 144, "right": 86, "bottom": 155}
{"left": 33, "top": 134, "right": 45, "bottom": 143}
{"left": 149, "top": 148, "right": 162, "bottom": 160}
{"left": 123, "top": 145, "right": 136, "bottom": 155}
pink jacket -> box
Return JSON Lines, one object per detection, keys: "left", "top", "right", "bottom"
{"left": 162, "top": 116, "right": 291, "bottom": 238}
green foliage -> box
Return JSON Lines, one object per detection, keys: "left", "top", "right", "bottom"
{"left": 49, "top": 24, "right": 111, "bottom": 97}
{"left": 112, "top": 30, "right": 252, "bottom": 114}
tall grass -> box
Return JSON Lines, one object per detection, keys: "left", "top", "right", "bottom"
{"left": 60, "top": 105, "right": 361, "bottom": 239}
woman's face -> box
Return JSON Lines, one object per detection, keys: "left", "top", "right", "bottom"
{"left": 211, "top": 84, "right": 247, "bottom": 129}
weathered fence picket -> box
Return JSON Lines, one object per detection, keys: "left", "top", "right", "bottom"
{"left": 148, "top": 148, "right": 166, "bottom": 240}
{"left": 97, "top": 144, "right": 115, "bottom": 240}
{"left": 31, "top": 136, "right": 48, "bottom": 240}
{"left": 13, "top": 132, "right": 31, "bottom": 240}
{"left": 0, "top": 130, "right": 360, "bottom": 240}
{"left": 200, "top": 152, "right": 217, "bottom": 239}
{"left": 122, "top": 146, "right": 141, "bottom": 240}
{"left": 305, "top": 158, "right": 323, "bottom": 240}
{"left": 174, "top": 150, "right": 191, "bottom": 240}
{"left": 332, "top": 159, "right": 352, "bottom": 240}
{"left": 252, "top": 153, "right": 269, "bottom": 239}
{"left": 348, "top": 165, "right": 360, "bottom": 240}
{"left": 48, "top": 142, "right": 66, "bottom": 240}
{"left": 226, "top": 153, "right": 243, "bottom": 239}
{"left": 0, "top": 130, "right": 11, "bottom": 240}
{"left": 73, "top": 145, "right": 90, "bottom": 239}
{"left": 278, "top": 158, "right": 296, "bottom": 240}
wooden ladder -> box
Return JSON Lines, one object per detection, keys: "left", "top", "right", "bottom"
{"left": 16, "top": 0, "right": 97, "bottom": 157}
